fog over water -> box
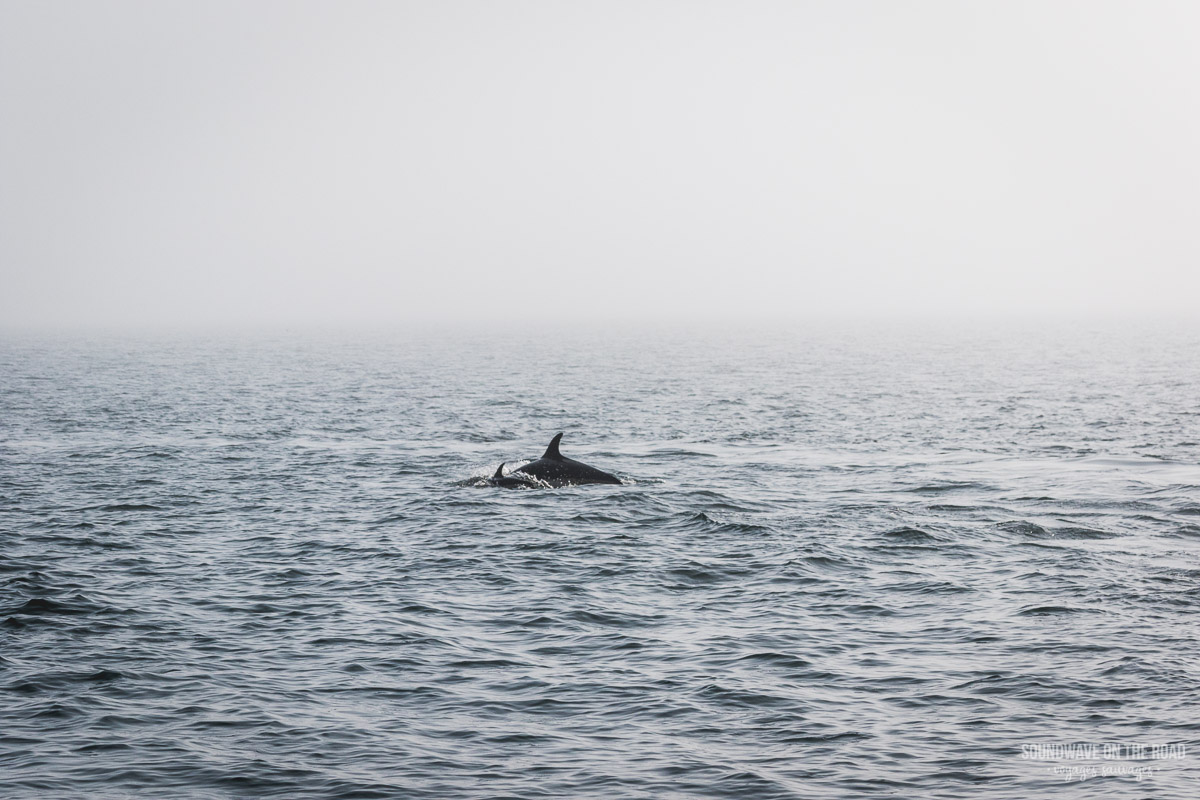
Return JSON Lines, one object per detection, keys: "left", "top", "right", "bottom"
{"left": 2, "top": 1, "right": 1199, "bottom": 329}
{"left": 3, "top": 5, "right": 1200, "bottom": 798}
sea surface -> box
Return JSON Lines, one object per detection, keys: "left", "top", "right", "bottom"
{"left": 2, "top": 321, "right": 1199, "bottom": 799}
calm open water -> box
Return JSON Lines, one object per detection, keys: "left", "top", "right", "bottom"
{"left": 2, "top": 321, "right": 1199, "bottom": 799}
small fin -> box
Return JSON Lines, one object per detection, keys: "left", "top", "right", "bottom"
{"left": 493, "top": 463, "right": 506, "bottom": 479}
{"left": 542, "top": 433, "right": 564, "bottom": 460}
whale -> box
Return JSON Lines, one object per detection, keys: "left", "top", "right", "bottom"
{"left": 487, "top": 462, "right": 541, "bottom": 489}
{"left": 512, "top": 433, "right": 622, "bottom": 487}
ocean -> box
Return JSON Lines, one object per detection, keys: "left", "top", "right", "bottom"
{"left": 2, "top": 320, "right": 1198, "bottom": 798}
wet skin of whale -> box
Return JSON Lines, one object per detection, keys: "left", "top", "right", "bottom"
{"left": 511, "top": 433, "right": 622, "bottom": 487}
{"left": 487, "top": 462, "right": 541, "bottom": 489}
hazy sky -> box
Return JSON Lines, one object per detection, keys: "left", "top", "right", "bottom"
{"left": 2, "top": 1, "right": 1197, "bottom": 329}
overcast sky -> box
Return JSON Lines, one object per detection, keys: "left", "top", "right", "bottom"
{"left": 1, "top": 1, "right": 1197, "bottom": 329}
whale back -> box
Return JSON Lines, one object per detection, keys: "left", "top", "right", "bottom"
{"left": 514, "top": 432, "right": 621, "bottom": 486}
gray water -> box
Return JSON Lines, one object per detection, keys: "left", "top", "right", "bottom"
{"left": 2, "top": 321, "right": 1199, "bottom": 799}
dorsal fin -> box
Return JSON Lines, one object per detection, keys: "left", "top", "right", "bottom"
{"left": 493, "top": 462, "right": 506, "bottom": 479}
{"left": 542, "top": 433, "right": 564, "bottom": 460}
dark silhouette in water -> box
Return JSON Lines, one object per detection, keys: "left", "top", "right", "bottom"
{"left": 487, "top": 462, "right": 540, "bottom": 489}
{"left": 513, "top": 433, "right": 622, "bottom": 487}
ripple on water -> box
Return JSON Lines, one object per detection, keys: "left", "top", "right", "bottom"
{"left": 3, "top": 326, "right": 1200, "bottom": 799}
